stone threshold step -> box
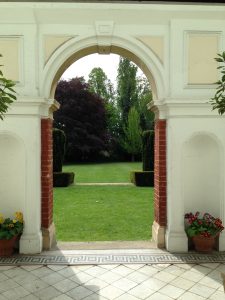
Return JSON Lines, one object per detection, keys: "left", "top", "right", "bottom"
{"left": 52, "top": 240, "right": 157, "bottom": 250}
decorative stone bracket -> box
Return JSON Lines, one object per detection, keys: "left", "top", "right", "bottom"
{"left": 95, "top": 21, "right": 114, "bottom": 54}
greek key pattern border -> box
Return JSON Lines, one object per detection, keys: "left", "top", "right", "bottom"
{"left": 1, "top": 253, "right": 225, "bottom": 265}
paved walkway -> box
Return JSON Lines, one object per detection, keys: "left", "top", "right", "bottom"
{"left": 0, "top": 249, "right": 225, "bottom": 299}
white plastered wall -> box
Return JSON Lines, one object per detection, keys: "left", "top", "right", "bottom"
{"left": 165, "top": 106, "right": 225, "bottom": 252}
{"left": 0, "top": 103, "right": 47, "bottom": 254}
{"left": 0, "top": 2, "right": 225, "bottom": 253}
{"left": 164, "top": 16, "right": 225, "bottom": 251}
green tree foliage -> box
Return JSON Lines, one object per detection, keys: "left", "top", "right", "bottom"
{"left": 88, "top": 67, "right": 121, "bottom": 159}
{"left": 0, "top": 54, "right": 16, "bottom": 120}
{"left": 122, "top": 107, "right": 142, "bottom": 161}
{"left": 136, "top": 76, "right": 154, "bottom": 130}
{"left": 88, "top": 67, "right": 119, "bottom": 136}
{"left": 54, "top": 78, "right": 107, "bottom": 162}
{"left": 117, "top": 57, "right": 154, "bottom": 129}
{"left": 210, "top": 52, "right": 225, "bottom": 115}
{"left": 117, "top": 57, "right": 138, "bottom": 123}
{"left": 88, "top": 67, "right": 114, "bottom": 102}
{"left": 116, "top": 57, "right": 155, "bottom": 160}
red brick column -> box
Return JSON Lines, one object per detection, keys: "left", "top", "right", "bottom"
{"left": 154, "top": 119, "right": 167, "bottom": 227}
{"left": 41, "top": 118, "right": 53, "bottom": 229}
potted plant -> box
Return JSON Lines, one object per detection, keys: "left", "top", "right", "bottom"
{"left": 0, "top": 211, "right": 24, "bottom": 256}
{"left": 184, "top": 212, "right": 224, "bottom": 252}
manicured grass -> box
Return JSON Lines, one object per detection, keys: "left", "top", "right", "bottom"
{"left": 54, "top": 185, "right": 153, "bottom": 241}
{"left": 63, "top": 162, "right": 142, "bottom": 183}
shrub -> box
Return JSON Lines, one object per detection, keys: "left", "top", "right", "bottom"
{"left": 53, "top": 128, "right": 66, "bottom": 172}
{"left": 0, "top": 54, "right": 17, "bottom": 120}
{"left": 54, "top": 78, "right": 108, "bottom": 162}
{"left": 210, "top": 51, "right": 225, "bottom": 115}
{"left": 130, "top": 171, "right": 154, "bottom": 187}
{"left": 142, "top": 130, "right": 154, "bottom": 171}
{"left": 53, "top": 172, "right": 75, "bottom": 187}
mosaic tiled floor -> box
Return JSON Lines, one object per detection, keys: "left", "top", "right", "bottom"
{"left": 1, "top": 250, "right": 225, "bottom": 266}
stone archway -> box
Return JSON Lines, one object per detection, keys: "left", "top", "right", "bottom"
{"left": 41, "top": 35, "right": 167, "bottom": 249}
{"left": 1, "top": 2, "right": 224, "bottom": 254}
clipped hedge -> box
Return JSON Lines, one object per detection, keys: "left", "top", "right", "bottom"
{"left": 142, "top": 130, "right": 154, "bottom": 171}
{"left": 53, "top": 172, "right": 75, "bottom": 187}
{"left": 130, "top": 171, "right": 154, "bottom": 187}
{"left": 53, "top": 128, "right": 66, "bottom": 172}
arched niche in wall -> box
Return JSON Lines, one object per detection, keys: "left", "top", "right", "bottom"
{"left": 182, "top": 133, "right": 221, "bottom": 216}
{"left": 0, "top": 132, "right": 26, "bottom": 216}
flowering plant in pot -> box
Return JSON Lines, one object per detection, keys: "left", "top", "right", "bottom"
{"left": 184, "top": 212, "right": 224, "bottom": 252}
{"left": 0, "top": 212, "right": 24, "bottom": 256}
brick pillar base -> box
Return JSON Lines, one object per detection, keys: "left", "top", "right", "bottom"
{"left": 152, "top": 119, "right": 167, "bottom": 248}
{"left": 41, "top": 118, "right": 56, "bottom": 250}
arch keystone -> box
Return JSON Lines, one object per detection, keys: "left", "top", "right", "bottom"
{"left": 95, "top": 21, "right": 114, "bottom": 36}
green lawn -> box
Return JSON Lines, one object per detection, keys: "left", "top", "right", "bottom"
{"left": 54, "top": 185, "right": 154, "bottom": 241}
{"left": 63, "top": 162, "right": 142, "bottom": 183}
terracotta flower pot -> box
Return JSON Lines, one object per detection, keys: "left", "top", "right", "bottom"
{"left": 192, "top": 235, "right": 216, "bottom": 253}
{"left": 0, "top": 235, "right": 18, "bottom": 257}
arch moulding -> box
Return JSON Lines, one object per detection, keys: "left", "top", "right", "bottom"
{"left": 41, "top": 34, "right": 166, "bottom": 101}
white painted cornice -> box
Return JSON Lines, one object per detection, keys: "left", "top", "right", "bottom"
{"left": 0, "top": 2, "right": 225, "bottom": 25}
{"left": 151, "top": 98, "right": 225, "bottom": 119}
{"left": 5, "top": 97, "right": 54, "bottom": 117}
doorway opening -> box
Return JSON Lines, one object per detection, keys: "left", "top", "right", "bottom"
{"left": 42, "top": 38, "right": 166, "bottom": 250}
{"left": 52, "top": 53, "right": 155, "bottom": 248}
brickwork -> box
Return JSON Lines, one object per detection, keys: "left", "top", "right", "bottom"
{"left": 154, "top": 119, "right": 167, "bottom": 226}
{"left": 41, "top": 118, "right": 53, "bottom": 228}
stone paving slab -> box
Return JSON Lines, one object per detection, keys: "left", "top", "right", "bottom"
{"left": 0, "top": 262, "right": 224, "bottom": 299}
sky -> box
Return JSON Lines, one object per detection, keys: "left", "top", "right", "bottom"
{"left": 61, "top": 53, "right": 144, "bottom": 85}
{"left": 61, "top": 53, "right": 120, "bottom": 83}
